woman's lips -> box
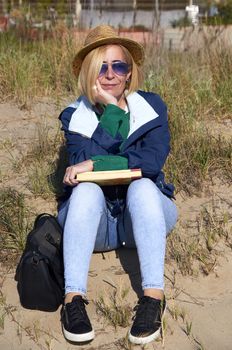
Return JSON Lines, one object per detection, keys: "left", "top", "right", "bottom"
{"left": 102, "top": 84, "right": 117, "bottom": 88}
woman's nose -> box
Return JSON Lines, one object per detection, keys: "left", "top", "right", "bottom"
{"left": 105, "top": 65, "right": 114, "bottom": 78}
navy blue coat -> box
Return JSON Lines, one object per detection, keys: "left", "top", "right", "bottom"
{"left": 59, "top": 90, "right": 175, "bottom": 204}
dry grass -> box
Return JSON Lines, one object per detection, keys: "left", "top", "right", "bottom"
{"left": 0, "top": 289, "right": 56, "bottom": 350}
{"left": 166, "top": 201, "right": 231, "bottom": 276}
{"left": 95, "top": 285, "right": 132, "bottom": 329}
{"left": 21, "top": 120, "right": 67, "bottom": 199}
{"left": 0, "top": 188, "right": 33, "bottom": 258}
{"left": 0, "top": 27, "right": 80, "bottom": 107}
{"left": 144, "top": 45, "right": 232, "bottom": 195}
{"left": 168, "top": 301, "right": 206, "bottom": 350}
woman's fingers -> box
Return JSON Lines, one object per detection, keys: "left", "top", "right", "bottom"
{"left": 95, "top": 79, "right": 102, "bottom": 92}
{"left": 63, "top": 177, "right": 78, "bottom": 186}
{"left": 63, "top": 161, "right": 94, "bottom": 186}
{"left": 63, "top": 166, "right": 78, "bottom": 186}
{"left": 95, "top": 80, "right": 117, "bottom": 105}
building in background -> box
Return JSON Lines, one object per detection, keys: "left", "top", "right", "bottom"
{"left": 0, "top": 1, "right": 213, "bottom": 29}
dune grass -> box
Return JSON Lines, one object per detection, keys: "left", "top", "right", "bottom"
{"left": 22, "top": 120, "right": 67, "bottom": 199}
{"left": 166, "top": 201, "right": 231, "bottom": 276}
{"left": 143, "top": 46, "right": 232, "bottom": 194}
{"left": 0, "top": 188, "right": 33, "bottom": 259}
{"left": 95, "top": 286, "right": 132, "bottom": 329}
{"left": 0, "top": 27, "right": 79, "bottom": 107}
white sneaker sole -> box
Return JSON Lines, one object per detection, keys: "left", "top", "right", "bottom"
{"left": 128, "top": 328, "right": 161, "bottom": 345}
{"left": 63, "top": 326, "right": 95, "bottom": 343}
{"left": 128, "top": 304, "right": 166, "bottom": 345}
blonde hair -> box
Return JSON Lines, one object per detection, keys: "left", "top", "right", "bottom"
{"left": 78, "top": 44, "right": 143, "bottom": 105}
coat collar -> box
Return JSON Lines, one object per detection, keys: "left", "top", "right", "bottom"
{"left": 68, "top": 96, "right": 99, "bottom": 138}
{"left": 68, "top": 92, "right": 159, "bottom": 138}
{"left": 126, "top": 92, "right": 158, "bottom": 136}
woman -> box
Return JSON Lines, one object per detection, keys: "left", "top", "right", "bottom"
{"left": 58, "top": 24, "right": 178, "bottom": 345}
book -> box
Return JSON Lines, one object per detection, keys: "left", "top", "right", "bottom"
{"left": 75, "top": 169, "right": 142, "bottom": 186}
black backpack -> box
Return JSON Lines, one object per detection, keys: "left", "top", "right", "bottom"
{"left": 15, "top": 213, "right": 64, "bottom": 312}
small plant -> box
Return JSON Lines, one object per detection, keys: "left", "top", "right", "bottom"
{"left": 167, "top": 226, "right": 200, "bottom": 276}
{"left": 115, "top": 337, "right": 133, "bottom": 350}
{"left": 24, "top": 120, "right": 66, "bottom": 199}
{"left": 198, "top": 205, "right": 231, "bottom": 249}
{"left": 0, "top": 293, "right": 6, "bottom": 330}
{"left": 185, "top": 320, "right": 193, "bottom": 337}
{"left": 95, "top": 286, "right": 132, "bottom": 329}
{"left": 27, "top": 160, "right": 55, "bottom": 199}
{"left": 25, "top": 120, "right": 62, "bottom": 163}
{"left": 167, "top": 201, "right": 231, "bottom": 277}
{"left": 168, "top": 304, "right": 181, "bottom": 321}
{"left": 0, "top": 291, "right": 17, "bottom": 332}
{"left": 1, "top": 139, "right": 22, "bottom": 173}
{"left": 179, "top": 308, "right": 187, "bottom": 322}
{"left": 161, "top": 315, "right": 167, "bottom": 346}
{"left": 0, "top": 188, "right": 32, "bottom": 257}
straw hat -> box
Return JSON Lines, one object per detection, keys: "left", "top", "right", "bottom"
{"left": 72, "top": 25, "right": 145, "bottom": 77}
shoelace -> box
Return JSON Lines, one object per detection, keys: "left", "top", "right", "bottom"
{"left": 132, "top": 297, "right": 161, "bottom": 327}
{"left": 67, "top": 297, "right": 90, "bottom": 325}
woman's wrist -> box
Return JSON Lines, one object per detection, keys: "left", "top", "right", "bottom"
{"left": 86, "top": 159, "right": 94, "bottom": 171}
{"left": 107, "top": 98, "right": 118, "bottom": 106}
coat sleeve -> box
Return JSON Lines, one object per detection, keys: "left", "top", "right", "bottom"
{"left": 120, "top": 101, "right": 171, "bottom": 179}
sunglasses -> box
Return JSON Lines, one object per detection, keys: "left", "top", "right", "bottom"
{"left": 98, "top": 61, "right": 130, "bottom": 76}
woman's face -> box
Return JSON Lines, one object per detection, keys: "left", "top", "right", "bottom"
{"left": 97, "top": 45, "right": 131, "bottom": 101}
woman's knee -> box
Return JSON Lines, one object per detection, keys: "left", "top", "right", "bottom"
{"left": 127, "top": 178, "right": 160, "bottom": 203}
{"left": 70, "top": 182, "right": 105, "bottom": 209}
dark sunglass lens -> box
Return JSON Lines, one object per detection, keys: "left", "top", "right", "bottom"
{"left": 113, "top": 62, "right": 129, "bottom": 75}
{"left": 98, "top": 62, "right": 130, "bottom": 76}
{"left": 99, "top": 64, "right": 108, "bottom": 76}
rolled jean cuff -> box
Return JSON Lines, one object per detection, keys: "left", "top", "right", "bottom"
{"left": 142, "top": 284, "right": 164, "bottom": 290}
{"left": 65, "top": 286, "right": 86, "bottom": 296}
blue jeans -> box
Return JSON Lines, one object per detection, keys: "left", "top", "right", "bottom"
{"left": 58, "top": 178, "right": 178, "bottom": 295}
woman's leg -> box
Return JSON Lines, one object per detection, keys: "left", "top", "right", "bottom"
{"left": 58, "top": 183, "right": 122, "bottom": 343}
{"left": 126, "top": 178, "right": 178, "bottom": 344}
{"left": 58, "top": 182, "right": 107, "bottom": 297}
{"left": 125, "top": 178, "right": 178, "bottom": 293}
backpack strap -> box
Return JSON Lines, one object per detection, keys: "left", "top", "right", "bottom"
{"left": 34, "top": 213, "right": 58, "bottom": 228}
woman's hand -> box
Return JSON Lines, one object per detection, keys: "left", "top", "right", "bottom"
{"left": 63, "top": 160, "right": 94, "bottom": 186}
{"left": 93, "top": 80, "right": 118, "bottom": 106}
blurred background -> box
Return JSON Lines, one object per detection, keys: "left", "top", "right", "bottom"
{"left": 0, "top": 1, "right": 232, "bottom": 37}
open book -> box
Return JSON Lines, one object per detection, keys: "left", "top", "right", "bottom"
{"left": 76, "top": 169, "right": 142, "bottom": 186}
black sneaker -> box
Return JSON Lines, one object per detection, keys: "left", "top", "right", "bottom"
{"left": 128, "top": 296, "right": 166, "bottom": 345}
{"left": 61, "top": 295, "right": 94, "bottom": 343}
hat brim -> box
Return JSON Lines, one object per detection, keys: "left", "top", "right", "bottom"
{"left": 72, "top": 36, "right": 145, "bottom": 78}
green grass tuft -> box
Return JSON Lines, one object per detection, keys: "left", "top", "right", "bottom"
{"left": 0, "top": 188, "right": 32, "bottom": 257}
{"left": 95, "top": 287, "right": 132, "bottom": 329}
